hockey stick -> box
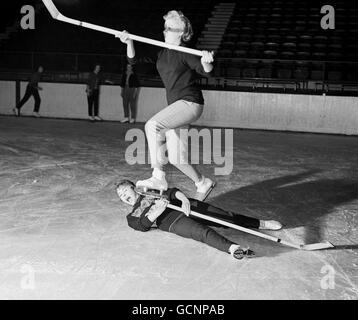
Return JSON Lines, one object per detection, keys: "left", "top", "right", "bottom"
{"left": 41, "top": 0, "right": 203, "bottom": 56}
{"left": 167, "top": 204, "right": 334, "bottom": 251}
{"left": 134, "top": 188, "right": 334, "bottom": 251}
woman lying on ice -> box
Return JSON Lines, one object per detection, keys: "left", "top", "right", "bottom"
{"left": 115, "top": 180, "right": 283, "bottom": 260}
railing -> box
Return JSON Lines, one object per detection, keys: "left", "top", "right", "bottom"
{"left": 0, "top": 50, "right": 127, "bottom": 73}
{"left": 1, "top": 50, "right": 358, "bottom": 94}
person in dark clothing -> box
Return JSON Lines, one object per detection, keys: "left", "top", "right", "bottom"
{"left": 118, "top": 10, "right": 216, "bottom": 201}
{"left": 86, "top": 64, "right": 103, "bottom": 122}
{"left": 120, "top": 62, "right": 140, "bottom": 123}
{"left": 13, "top": 66, "right": 44, "bottom": 117}
{"left": 86, "top": 64, "right": 114, "bottom": 122}
{"left": 115, "top": 180, "right": 282, "bottom": 260}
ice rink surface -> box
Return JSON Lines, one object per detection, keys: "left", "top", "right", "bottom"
{"left": 0, "top": 116, "right": 357, "bottom": 299}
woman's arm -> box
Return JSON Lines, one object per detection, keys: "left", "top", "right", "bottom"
{"left": 200, "top": 50, "right": 214, "bottom": 73}
{"left": 163, "top": 188, "right": 191, "bottom": 216}
{"left": 184, "top": 50, "right": 214, "bottom": 76}
{"left": 117, "top": 30, "right": 135, "bottom": 58}
{"left": 127, "top": 215, "right": 153, "bottom": 232}
{"left": 145, "top": 198, "right": 169, "bottom": 222}
{"left": 174, "top": 191, "right": 191, "bottom": 216}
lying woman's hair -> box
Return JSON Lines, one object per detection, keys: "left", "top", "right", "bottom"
{"left": 163, "top": 10, "right": 193, "bottom": 43}
{"left": 115, "top": 179, "right": 135, "bottom": 190}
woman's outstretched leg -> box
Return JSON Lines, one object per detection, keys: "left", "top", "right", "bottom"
{"left": 189, "top": 200, "right": 282, "bottom": 230}
{"left": 168, "top": 214, "right": 255, "bottom": 260}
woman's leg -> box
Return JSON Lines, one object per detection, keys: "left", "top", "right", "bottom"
{"left": 137, "top": 100, "right": 204, "bottom": 191}
{"left": 33, "top": 89, "right": 41, "bottom": 113}
{"left": 189, "top": 199, "right": 260, "bottom": 229}
{"left": 189, "top": 200, "right": 282, "bottom": 230}
{"left": 16, "top": 86, "right": 32, "bottom": 110}
{"left": 169, "top": 214, "right": 234, "bottom": 253}
{"left": 145, "top": 100, "right": 203, "bottom": 169}
{"left": 87, "top": 94, "right": 93, "bottom": 117}
{"left": 165, "top": 126, "right": 202, "bottom": 183}
{"left": 93, "top": 90, "right": 100, "bottom": 117}
{"left": 165, "top": 124, "right": 216, "bottom": 200}
{"left": 122, "top": 87, "right": 130, "bottom": 118}
{"left": 129, "top": 87, "right": 138, "bottom": 120}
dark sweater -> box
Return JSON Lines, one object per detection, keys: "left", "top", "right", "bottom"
{"left": 27, "top": 72, "right": 42, "bottom": 89}
{"left": 126, "top": 187, "right": 182, "bottom": 232}
{"left": 130, "top": 49, "right": 211, "bottom": 105}
{"left": 87, "top": 72, "right": 102, "bottom": 91}
{"left": 120, "top": 71, "right": 140, "bottom": 88}
{"left": 157, "top": 49, "right": 211, "bottom": 105}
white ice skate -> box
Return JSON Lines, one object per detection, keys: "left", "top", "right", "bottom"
{"left": 230, "top": 246, "right": 255, "bottom": 260}
{"left": 259, "top": 220, "right": 283, "bottom": 230}
{"left": 195, "top": 176, "right": 216, "bottom": 201}
{"left": 136, "top": 176, "right": 168, "bottom": 196}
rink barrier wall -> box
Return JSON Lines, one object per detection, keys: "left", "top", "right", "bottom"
{"left": 1, "top": 80, "right": 358, "bottom": 135}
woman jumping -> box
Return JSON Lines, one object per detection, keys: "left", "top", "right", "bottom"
{"left": 118, "top": 10, "right": 215, "bottom": 201}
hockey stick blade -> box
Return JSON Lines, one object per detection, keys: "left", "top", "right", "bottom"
{"left": 300, "top": 241, "right": 334, "bottom": 251}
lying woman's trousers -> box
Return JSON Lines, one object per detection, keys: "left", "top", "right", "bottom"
{"left": 160, "top": 199, "right": 260, "bottom": 253}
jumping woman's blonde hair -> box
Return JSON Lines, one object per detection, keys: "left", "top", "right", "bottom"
{"left": 163, "top": 10, "right": 193, "bottom": 43}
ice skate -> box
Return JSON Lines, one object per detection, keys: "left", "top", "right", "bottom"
{"left": 230, "top": 245, "right": 255, "bottom": 260}
{"left": 134, "top": 186, "right": 169, "bottom": 200}
{"left": 136, "top": 175, "right": 168, "bottom": 197}
{"left": 195, "top": 176, "right": 216, "bottom": 201}
{"left": 233, "top": 247, "right": 255, "bottom": 260}
{"left": 259, "top": 220, "right": 283, "bottom": 231}
{"left": 12, "top": 108, "right": 20, "bottom": 117}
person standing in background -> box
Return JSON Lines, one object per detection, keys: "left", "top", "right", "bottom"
{"left": 120, "top": 62, "right": 140, "bottom": 124}
{"left": 86, "top": 64, "right": 103, "bottom": 122}
{"left": 13, "top": 66, "right": 44, "bottom": 118}
{"left": 86, "top": 64, "right": 113, "bottom": 122}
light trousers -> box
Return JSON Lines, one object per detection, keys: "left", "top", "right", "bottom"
{"left": 145, "top": 99, "right": 204, "bottom": 182}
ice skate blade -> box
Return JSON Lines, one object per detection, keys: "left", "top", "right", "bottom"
{"left": 300, "top": 241, "right": 334, "bottom": 251}
{"left": 195, "top": 181, "right": 216, "bottom": 201}
{"left": 140, "top": 187, "right": 165, "bottom": 195}
{"left": 135, "top": 187, "right": 168, "bottom": 199}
